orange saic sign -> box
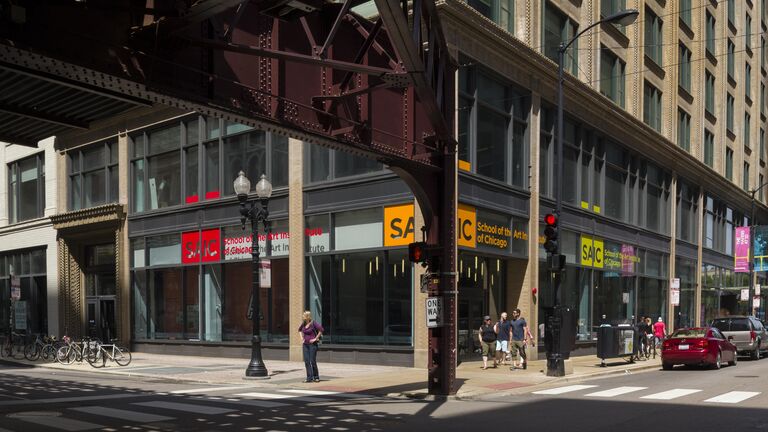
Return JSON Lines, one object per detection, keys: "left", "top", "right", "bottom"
{"left": 457, "top": 204, "right": 476, "bottom": 248}
{"left": 384, "top": 203, "right": 415, "bottom": 246}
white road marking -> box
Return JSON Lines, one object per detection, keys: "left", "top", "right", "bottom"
{"left": 532, "top": 385, "right": 598, "bottom": 395}
{"left": 234, "top": 392, "right": 331, "bottom": 402}
{"left": 279, "top": 389, "right": 367, "bottom": 398}
{"left": 132, "top": 401, "right": 236, "bottom": 415}
{"left": 14, "top": 416, "right": 102, "bottom": 431}
{"left": 0, "top": 393, "right": 146, "bottom": 407}
{"left": 585, "top": 387, "right": 648, "bottom": 398}
{"left": 704, "top": 391, "right": 761, "bottom": 404}
{"left": 169, "top": 386, "right": 251, "bottom": 394}
{"left": 70, "top": 406, "right": 175, "bottom": 423}
{"left": 640, "top": 389, "right": 702, "bottom": 400}
{"left": 211, "top": 397, "right": 289, "bottom": 408}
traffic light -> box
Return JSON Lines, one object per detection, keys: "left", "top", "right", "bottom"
{"left": 544, "top": 213, "right": 558, "bottom": 254}
{"left": 408, "top": 242, "right": 428, "bottom": 263}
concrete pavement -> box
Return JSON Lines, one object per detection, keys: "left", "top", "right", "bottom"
{"left": 0, "top": 351, "right": 662, "bottom": 399}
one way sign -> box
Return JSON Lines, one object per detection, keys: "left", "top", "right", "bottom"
{"left": 426, "top": 297, "right": 442, "bottom": 328}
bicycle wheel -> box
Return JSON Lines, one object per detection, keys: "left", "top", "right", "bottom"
{"left": 56, "top": 345, "right": 75, "bottom": 365}
{"left": 11, "top": 342, "right": 24, "bottom": 360}
{"left": 86, "top": 349, "right": 105, "bottom": 368}
{"left": 41, "top": 345, "right": 56, "bottom": 362}
{"left": 24, "top": 344, "right": 40, "bottom": 361}
{"left": 114, "top": 347, "right": 132, "bottom": 366}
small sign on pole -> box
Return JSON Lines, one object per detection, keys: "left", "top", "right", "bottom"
{"left": 670, "top": 278, "right": 680, "bottom": 290}
{"left": 10, "top": 276, "right": 20, "bottom": 301}
{"left": 756, "top": 284, "right": 762, "bottom": 296}
{"left": 670, "top": 289, "right": 680, "bottom": 306}
{"left": 426, "top": 297, "right": 442, "bottom": 328}
{"left": 741, "top": 289, "right": 750, "bottom": 302}
{"left": 754, "top": 296, "right": 762, "bottom": 309}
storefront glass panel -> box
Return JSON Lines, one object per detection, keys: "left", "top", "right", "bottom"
{"left": 675, "top": 257, "right": 697, "bottom": 328}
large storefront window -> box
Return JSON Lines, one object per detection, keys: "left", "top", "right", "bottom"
{"left": 458, "top": 65, "right": 529, "bottom": 187}
{"left": 677, "top": 180, "right": 699, "bottom": 244}
{"left": 457, "top": 253, "right": 507, "bottom": 358}
{"left": 0, "top": 248, "right": 47, "bottom": 335}
{"left": 305, "top": 250, "right": 412, "bottom": 346}
{"left": 9, "top": 153, "right": 45, "bottom": 224}
{"left": 132, "top": 227, "right": 290, "bottom": 342}
{"left": 69, "top": 141, "right": 119, "bottom": 210}
{"left": 701, "top": 263, "right": 750, "bottom": 325}
{"left": 131, "top": 116, "right": 288, "bottom": 213}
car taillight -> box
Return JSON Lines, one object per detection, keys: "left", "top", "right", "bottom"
{"left": 695, "top": 339, "right": 709, "bottom": 349}
{"left": 662, "top": 340, "right": 672, "bottom": 350}
{"left": 751, "top": 331, "right": 757, "bottom": 342}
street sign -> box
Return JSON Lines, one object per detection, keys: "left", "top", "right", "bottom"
{"left": 14, "top": 301, "right": 26, "bottom": 330}
{"left": 670, "top": 278, "right": 680, "bottom": 289}
{"left": 741, "top": 289, "right": 750, "bottom": 301}
{"left": 754, "top": 296, "right": 762, "bottom": 309}
{"left": 426, "top": 297, "right": 442, "bottom": 328}
{"left": 757, "top": 284, "right": 762, "bottom": 296}
{"left": 10, "top": 276, "right": 20, "bottom": 300}
{"left": 670, "top": 289, "right": 680, "bottom": 306}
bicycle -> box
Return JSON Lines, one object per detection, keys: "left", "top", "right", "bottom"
{"left": 56, "top": 336, "right": 100, "bottom": 365}
{"left": 24, "top": 334, "right": 61, "bottom": 362}
{"left": 1, "top": 332, "right": 25, "bottom": 360}
{"left": 86, "top": 341, "right": 131, "bottom": 368}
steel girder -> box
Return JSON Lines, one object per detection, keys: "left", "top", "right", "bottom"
{"left": 0, "top": 0, "right": 457, "bottom": 394}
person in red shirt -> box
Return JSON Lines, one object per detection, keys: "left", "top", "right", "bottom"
{"left": 652, "top": 317, "right": 667, "bottom": 348}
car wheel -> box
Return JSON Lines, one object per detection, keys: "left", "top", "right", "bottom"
{"left": 712, "top": 351, "right": 722, "bottom": 369}
{"left": 662, "top": 362, "right": 673, "bottom": 370}
{"left": 729, "top": 351, "right": 738, "bottom": 367}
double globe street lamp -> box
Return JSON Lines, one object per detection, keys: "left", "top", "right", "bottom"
{"left": 233, "top": 171, "right": 273, "bottom": 379}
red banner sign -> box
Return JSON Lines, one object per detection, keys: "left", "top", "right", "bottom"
{"left": 182, "top": 229, "right": 221, "bottom": 264}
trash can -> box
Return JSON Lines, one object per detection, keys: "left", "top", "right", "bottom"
{"left": 596, "top": 324, "right": 636, "bottom": 366}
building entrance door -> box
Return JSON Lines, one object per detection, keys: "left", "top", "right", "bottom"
{"left": 84, "top": 244, "right": 117, "bottom": 341}
{"left": 87, "top": 297, "right": 116, "bottom": 341}
{"left": 457, "top": 253, "right": 506, "bottom": 362}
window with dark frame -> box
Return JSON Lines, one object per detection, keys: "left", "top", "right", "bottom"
{"left": 706, "top": 11, "right": 716, "bottom": 55}
{"left": 678, "top": 110, "right": 691, "bottom": 152}
{"left": 69, "top": 142, "right": 118, "bottom": 211}
{"left": 645, "top": 8, "right": 663, "bottom": 65}
{"left": 643, "top": 81, "right": 662, "bottom": 132}
{"left": 679, "top": 43, "right": 692, "bottom": 92}
{"left": 600, "top": 48, "right": 626, "bottom": 107}
{"left": 8, "top": 153, "right": 45, "bottom": 224}
{"left": 544, "top": 1, "right": 579, "bottom": 75}
{"left": 726, "top": 148, "right": 734, "bottom": 181}
{"left": 706, "top": 72, "right": 716, "bottom": 114}
{"left": 704, "top": 130, "right": 715, "bottom": 168}
{"left": 728, "top": 39, "right": 735, "bottom": 79}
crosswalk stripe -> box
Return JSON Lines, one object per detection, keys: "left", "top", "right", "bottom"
{"left": 279, "top": 389, "right": 366, "bottom": 398}
{"left": 585, "top": 387, "right": 648, "bottom": 398}
{"left": 640, "top": 389, "right": 702, "bottom": 400}
{"left": 14, "top": 416, "right": 103, "bottom": 431}
{"left": 207, "top": 397, "right": 289, "bottom": 408}
{"left": 132, "top": 401, "right": 236, "bottom": 415}
{"left": 532, "top": 385, "right": 598, "bottom": 395}
{"left": 234, "top": 392, "right": 331, "bottom": 402}
{"left": 70, "top": 406, "right": 175, "bottom": 423}
{"left": 169, "top": 386, "right": 250, "bottom": 394}
{"left": 704, "top": 391, "right": 761, "bottom": 404}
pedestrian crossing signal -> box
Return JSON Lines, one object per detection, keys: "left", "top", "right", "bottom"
{"left": 408, "top": 242, "right": 427, "bottom": 263}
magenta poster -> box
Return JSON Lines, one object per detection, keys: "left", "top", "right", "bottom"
{"left": 735, "top": 226, "right": 750, "bottom": 273}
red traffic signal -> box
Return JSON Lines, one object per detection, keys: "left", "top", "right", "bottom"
{"left": 408, "top": 242, "right": 428, "bottom": 263}
{"left": 543, "top": 213, "right": 558, "bottom": 254}
{"left": 544, "top": 213, "right": 557, "bottom": 226}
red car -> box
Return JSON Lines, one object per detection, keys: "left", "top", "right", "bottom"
{"left": 661, "top": 327, "right": 738, "bottom": 370}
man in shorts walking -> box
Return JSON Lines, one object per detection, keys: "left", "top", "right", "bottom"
{"left": 494, "top": 312, "right": 510, "bottom": 366}
{"left": 509, "top": 309, "right": 532, "bottom": 370}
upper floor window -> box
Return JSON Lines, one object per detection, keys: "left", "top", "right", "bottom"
{"left": 458, "top": 66, "right": 529, "bottom": 187}
{"left": 746, "top": 14, "right": 753, "bottom": 51}
{"left": 544, "top": 1, "right": 578, "bottom": 75}
{"left": 467, "top": 0, "right": 513, "bottom": 33}
{"left": 746, "top": 62, "right": 752, "bottom": 99}
{"left": 677, "top": 180, "right": 698, "bottom": 244}
{"left": 69, "top": 142, "right": 118, "bottom": 210}
{"left": 8, "top": 153, "right": 45, "bottom": 224}
{"left": 728, "top": 0, "right": 735, "bottom": 26}
{"left": 131, "top": 116, "right": 288, "bottom": 213}
{"left": 600, "top": 49, "right": 625, "bottom": 107}
{"left": 744, "top": 162, "right": 751, "bottom": 191}
{"left": 705, "top": 72, "right": 716, "bottom": 114}
{"left": 602, "top": 0, "right": 628, "bottom": 31}
{"left": 680, "top": 0, "right": 692, "bottom": 26}
{"left": 643, "top": 81, "right": 662, "bottom": 132}
{"left": 679, "top": 44, "right": 692, "bottom": 92}
{"left": 645, "top": 8, "right": 663, "bottom": 65}
{"left": 727, "top": 93, "right": 735, "bottom": 132}
{"left": 706, "top": 12, "right": 716, "bottom": 55}
{"left": 726, "top": 148, "right": 734, "bottom": 181}
{"left": 678, "top": 110, "right": 691, "bottom": 152}
{"left": 727, "top": 39, "right": 735, "bottom": 79}
{"left": 304, "top": 144, "right": 383, "bottom": 183}
{"left": 704, "top": 130, "right": 715, "bottom": 167}
{"left": 745, "top": 112, "right": 752, "bottom": 148}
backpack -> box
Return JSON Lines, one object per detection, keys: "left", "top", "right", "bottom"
{"left": 310, "top": 321, "right": 323, "bottom": 346}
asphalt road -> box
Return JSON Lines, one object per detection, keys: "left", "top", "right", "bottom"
{"left": 2, "top": 356, "right": 768, "bottom": 431}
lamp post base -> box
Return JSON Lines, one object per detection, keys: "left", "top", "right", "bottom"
{"left": 244, "top": 361, "right": 270, "bottom": 379}
{"left": 546, "top": 355, "right": 566, "bottom": 377}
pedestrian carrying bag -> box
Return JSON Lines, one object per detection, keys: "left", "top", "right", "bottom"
{"left": 311, "top": 321, "right": 323, "bottom": 346}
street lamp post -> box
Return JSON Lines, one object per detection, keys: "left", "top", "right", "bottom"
{"left": 234, "top": 171, "right": 273, "bottom": 379}
{"left": 548, "top": 9, "right": 639, "bottom": 377}
{"left": 749, "top": 182, "right": 768, "bottom": 316}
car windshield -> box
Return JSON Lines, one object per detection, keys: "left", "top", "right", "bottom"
{"left": 670, "top": 329, "right": 706, "bottom": 338}
{"left": 730, "top": 319, "right": 750, "bottom": 331}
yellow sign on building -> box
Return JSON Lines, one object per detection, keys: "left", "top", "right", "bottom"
{"left": 580, "top": 235, "right": 604, "bottom": 268}
{"left": 384, "top": 203, "right": 415, "bottom": 246}
{"left": 457, "top": 204, "right": 476, "bottom": 248}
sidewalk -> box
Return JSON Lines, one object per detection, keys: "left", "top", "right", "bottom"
{"left": 0, "top": 352, "right": 661, "bottom": 400}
